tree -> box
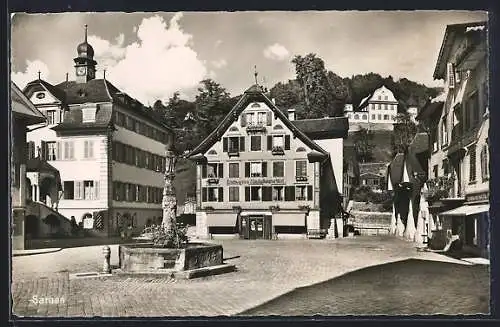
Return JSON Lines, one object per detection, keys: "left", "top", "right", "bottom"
{"left": 269, "top": 79, "right": 307, "bottom": 118}
{"left": 291, "top": 53, "right": 346, "bottom": 118}
{"left": 195, "top": 79, "right": 233, "bottom": 134}
{"left": 392, "top": 112, "right": 418, "bottom": 155}
{"left": 353, "top": 127, "right": 375, "bottom": 163}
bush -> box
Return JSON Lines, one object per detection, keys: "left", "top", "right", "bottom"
{"left": 145, "top": 222, "right": 189, "bottom": 248}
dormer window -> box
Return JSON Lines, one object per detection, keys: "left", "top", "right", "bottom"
{"left": 82, "top": 104, "right": 97, "bottom": 123}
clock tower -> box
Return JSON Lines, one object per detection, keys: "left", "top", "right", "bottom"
{"left": 74, "top": 24, "right": 97, "bottom": 84}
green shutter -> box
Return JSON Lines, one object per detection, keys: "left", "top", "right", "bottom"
{"left": 218, "top": 187, "right": 224, "bottom": 202}
{"left": 266, "top": 112, "right": 272, "bottom": 126}
{"left": 202, "top": 164, "right": 207, "bottom": 178}
{"left": 245, "top": 187, "right": 250, "bottom": 201}
{"left": 245, "top": 162, "right": 250, "bottom": 177}
{"left": 285, "top": 135, "right": 291, "bottom": 150}
{"left": 262, "top": 187, "right": 272, "bottom": 201}
{"left": 262, "top": 162, "right": 268, "bottom": 177}
{"left": 218, "top": 163, "right": 224, "bottom": 178}
{"left": 307, "top": 185, "right": 313, "bottom": 201}
{"left": 240, "top": 137, "right": 245, "bottom": 151}
{"left": 285, "top": 186, "right": 295, "bottom": 201}
{"left": 241, "top": 114, "right": 247, "bottom": 127}
{"left": 223, "top": 138, "right": 228, "bottom": 152}
{"left": 267, "top": 135, "right": 272, "bottom": 151}
{"left": 202, "top": 188, "right": 207, "bottom": 202}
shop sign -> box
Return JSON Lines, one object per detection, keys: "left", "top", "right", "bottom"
{"left": 83, "top": 217, "right": 94, "bottom": 229}
{"left": 466, "top": 191, "right": 489, "bottom": 203}
{"left": 227, "top": 178, "right": 285, "bottom": 186}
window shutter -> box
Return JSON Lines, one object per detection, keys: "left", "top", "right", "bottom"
{"left": 262, "top": 162, "right": 268, "bottom": 177}
{"left": 95, "top": 181, "right": 100, "bottom": 200}
{"left": 245, "top": 187, "right": 250, "bottom": 201}
{"left": 239, "top": 137, "right": 245, "bottom": 152}
{"left": 266, "top": 112, "right": 272, "bottom": 126}
{"left": 218, "top": 187, "right": 223, "bottom": 202}
{"left": 28, "top": 141, "right": 35, "bottom": 159}
{"left": 267, "top": 135, "right": 272, "bottom": 151}
{"left": 285, "top": 135, "right": 291, "bottom": 150}
{"left": 241, "top": 114, "right": 247, "bottom": 127}
{"left": 262, "top": 187, "right": 272, "bottom": 201}
{"left": 223, "top": 137, "right": 228, "bottom": 152}
{"left": 285, "top": 186, "right": 295, "bottom": 201}
{"left": 41, "top": 141, "right": 47, "bottom": 160}
{"left": 447, "top": 62, "right": 455, "bottom": 89}
{"left": 307, "top": 185, "right": 313, "bottom": 201}
{"left": 202, "top": 164, "right": 207, "bottom": 178}
{"left": 218, "top": 163, "right": 224, "bottom": 178}
{"left": 245, "top": 162, "right": 250, "bottom": 177}
{"left": 202, "top": 188, "right": 207, "bottom": 202}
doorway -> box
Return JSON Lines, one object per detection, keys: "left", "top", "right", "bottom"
{"left": 240, "top": 215, "right": 272, "bottom": 240}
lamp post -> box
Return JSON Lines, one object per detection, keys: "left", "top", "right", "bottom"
{"left": 162, "top": 146, "right": 178, "bottom": 232}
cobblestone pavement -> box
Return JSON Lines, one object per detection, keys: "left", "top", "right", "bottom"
{"left": 11, "top": 236, "right": 482, "bottom": 317}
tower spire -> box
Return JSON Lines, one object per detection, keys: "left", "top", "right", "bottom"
{"left": 37, "top": 71, "right": 41, "bottom": 80}
{"left": 254, "top": 65, "right": 258, "bottom": 85}
{"left": 84, "top": 24, "right": 88, "bottom": 43}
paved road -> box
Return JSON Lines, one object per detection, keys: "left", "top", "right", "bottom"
{"left": 11, "top": 236, "right": 483, "bottom": 317}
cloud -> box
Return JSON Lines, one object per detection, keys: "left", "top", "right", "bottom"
{"left": 214, "top": 39, "right": 223, "bottom": 48}
{"left": 11, "top": 59, "right": 51, "bottom": 89}
{"left": 263, "top": 43, "right": 290, "bottom": 61}
{"left": 99, "top": 13, "right": 208, "bottom": 103}
{"left": 211, "top": 59, "right": 227, "bottom": 69}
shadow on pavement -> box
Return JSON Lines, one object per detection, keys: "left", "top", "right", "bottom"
{"left": 25, "top": 237, "right": 143, "bottom": 250}
{"left": 238, "top": 258, "right": 490, "bottom": 316}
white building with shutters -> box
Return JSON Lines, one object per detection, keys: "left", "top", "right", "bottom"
{"left": 23, "top": 29, "right": 174, "bottom": 237}
{"left": 187, "top": 84, "right": 349, "bottom": 240}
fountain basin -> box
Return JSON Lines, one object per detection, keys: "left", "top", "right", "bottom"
{"left": 117, "top": 243, "right": 234, "bottom": 278}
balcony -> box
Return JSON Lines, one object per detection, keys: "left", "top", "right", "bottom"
{"left": 228, "top": 148, "right": 240, "bottom": 157}
{"left": 295, "top": 176, "right": 308, "bottom": 182}
{"left": 424, "top": 176, "right": 455, "bottom": 201}
{"left": 447, "top": 123, "right": 479, "bottom": 156}
{"left": 271, "top": 146, "right": 285, "bottom": 155}
{"left": 246, "top": 122, "right": 267, "bottom": 133}
{"left": 207, "top": 175, "right": 220, "bottom": 185}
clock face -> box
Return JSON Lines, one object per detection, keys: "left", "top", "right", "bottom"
{"left": 76, "top": 66, "right": 86, "bottom": 76}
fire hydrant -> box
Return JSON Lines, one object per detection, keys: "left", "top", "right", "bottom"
{"left": 102, "top": 245, "right": 111, "bottom": 274}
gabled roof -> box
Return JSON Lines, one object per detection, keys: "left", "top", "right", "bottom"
{"left": 187, "top": 84, "right": 331, "bottom": 158}
{"left": 433, "top": 21, "right": 487, "bottom": 79}
{"left": 357, "top": 85, "right": 398, "bottom": 110}
{"left": 11, "top": 82, "right": 46, "bottom": 125}
{"left": 24, "top": 79, "right": 66, "bottom": 103}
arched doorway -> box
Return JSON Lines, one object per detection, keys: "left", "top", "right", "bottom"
{"left": 25, "top": 215, "right": 39, "bottom": 239}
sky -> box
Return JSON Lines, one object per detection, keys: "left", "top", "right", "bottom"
{"left": 11, "top": 11, "right": 488, "bottom": 105}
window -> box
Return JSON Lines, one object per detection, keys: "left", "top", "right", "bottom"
{"left": 273, "top": 161, "right": 284, "bottom": 177}
{"left": 384, "top": 96, "right": 388, "bottom": 100}
{"left": 481, "top": 145, "right": 489, "bottom": 181}
{"left": 272, "top": 186, "right": 284, "bottom": 201}
{"left": 362, "top": 114, "right": 367, "bottom": 120}
{"left": 74, "top": 181, "right": 83, "bottom": 200}
{"left": 83, "top": 180, "right": 99, "bottom": 200}
{"left": 229, "top": 187, "right": 239, "bottom": 202}
{"left": 441, "top": 115, "right": 448, "bottom": 146}
{"left": 250, "top": 136, "right": 261, "bottom": 151}
{"left": 378, "top": 114, "right": 382, "bottom": 120}
{"left": 64, "top": 141, "right": 74, "bottom": 160}
{"left": 272, "top": 135, "right": 284, "bottom": 149}
{"left": 46, "top": 110, "right": 57, "bottom": 125}
{"left": 246, "top": 113, "right": 255, "bottom": 125}
{"left": 63, "top": 181, "right": 74, "bottom": 199}
{"left": 371, "top": 114, "right": 375, "bottom": 120}
{"left": 469, "top": 145, "right": 476, "bottom": 183}
{"left": 296, "top": 160, "right": 307, "bottom": 178}
{"left": 257, "top": 112, "right": 266, "bottom": 125}
{"left": 251, "top": 186, "right": 261, "bottom": 201}
{"left": 378, "top": 96, "right": 381, "bottom": 100}
{"left": 46, "top": 142, "right": 58, "bottom": 161}
{"left": 295, "top": 185, "right": 307, "bottom": 201}
{"left": 470, "top": 92, "right": 480, "bottom": 128}
{"left": 228, "top": 137, "right": 240, "bottom": 153}
{"left": 443, "top": 159, "right": 450, "bottom": 175}
{"left": 348, "top": 114, "right": 352, "bottom": 119}
{"left": 229, "top": 163, "right": 240, "bottom": 178}
{"left": 82, "top": 107, "right": 97, "bottom": 123}
{"left": 83, "top": 140, "right": 94, "bottom": 159}
{"left": 202, "top": 187, "right": 223, "bottom": 202}
{"left": 433, "top": 165, "right": 438, "bottom": 179}
{"left": 354, "top": 114, "right": 359, "bottom": 120}
{"left": 383, "top": 114, "right": 389, "bottom": 120}
{"left": 251, "top": 162, "right": 262, "bottom": 177}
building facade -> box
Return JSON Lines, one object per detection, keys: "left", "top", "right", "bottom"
{"left": 344, "top": 85, "right": 399, "bottom": 129}
{"left": 23, "top": 27, "right": 174, "bottom": 236}
{"left": 417, "top": 21, "right": 489, "bottom": 257}
{"left": 187, "top": 85, "right": 348, "bottom": 240}
{"left": 11, "top": 82, "right": 47, "bottom": 249}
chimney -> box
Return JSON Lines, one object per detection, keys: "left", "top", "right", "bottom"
{"left": 288, "top": 109, "right": 296, "bottom": 121}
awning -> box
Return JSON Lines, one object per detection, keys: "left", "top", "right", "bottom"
{"left": 440, "top": 204, "right": 489, "bottom": 217}
{"left": 273, "top": 213, "right": 306, "bottom": 226}
{"left": 206, "top": 213, "right": 237, "bottom": 227}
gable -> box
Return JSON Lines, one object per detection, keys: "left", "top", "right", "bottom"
{"left": 187, "top": 86, "right": 327, "bottom": 158}
{"left": 370, "top": 86, "right": 397, "bottom": 103}
{"left": 24, "top": 83, "right": 63, "bottom": 106}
